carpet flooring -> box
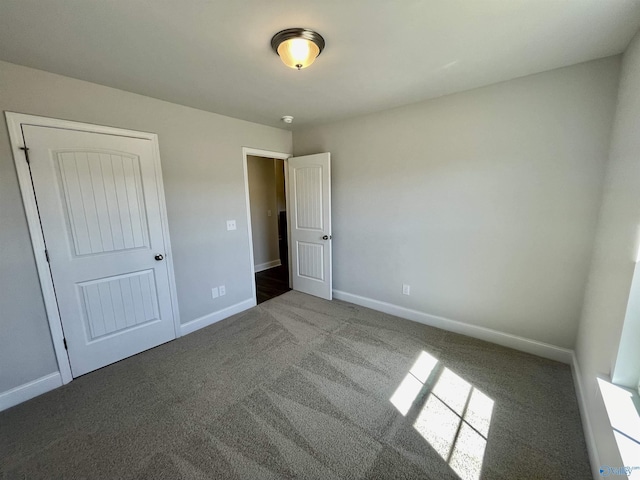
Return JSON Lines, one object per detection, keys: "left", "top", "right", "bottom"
{"left": 0, "top": 291, "right": 591, "bottom": 479}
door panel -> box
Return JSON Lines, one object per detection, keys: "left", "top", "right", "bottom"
{"left": 79, "top": 269, "right": 160, "bottom": 340}
{"left": 23, "top": 125, "right": 175, "bottom": 377}
{"left": 57, "top": 151, "right": 150, "bottom": 255}
{"left": 294, "top": 166, "right": 323, "bottom": 230}
{"left": 288, "top": 153, "right": 332, "bottom": 300}
{"left": 297, "top": 242, "right": 324, "bottom": 281}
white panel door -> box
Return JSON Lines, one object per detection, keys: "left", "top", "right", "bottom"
{"left": 23, "top": 125, "right": 176, "bottom": 377}
{"left": 288, "top": 153, "right": 332, "bottom": 299}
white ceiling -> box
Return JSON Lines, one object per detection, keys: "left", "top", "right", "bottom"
{"left": 1, "top": 1, "right": 640, "bottom": 129}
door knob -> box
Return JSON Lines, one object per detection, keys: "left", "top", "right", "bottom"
{"left": 155, "top": 254, "right": 164, "bottom": 261}
{"left": 322, "top": 235, "right": 332, "bottom": 240}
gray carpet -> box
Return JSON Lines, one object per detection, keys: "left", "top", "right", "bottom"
{"left": 0, "top": 291, "right": 590, "bottom": 479}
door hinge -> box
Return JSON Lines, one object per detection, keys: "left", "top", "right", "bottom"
{"left": 19, "top": 146, "right": 30, "bottom": 164}
{"left": 44, "top": 249, "right": 50, "bottom": 263}
{"left": 63, "top": 338, "right": 68, "bottom": 350}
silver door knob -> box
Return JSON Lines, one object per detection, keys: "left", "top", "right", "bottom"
{"left": 155, "top": 254, "right": 164, "bottom": 261}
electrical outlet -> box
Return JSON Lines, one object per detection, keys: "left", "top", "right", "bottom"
{"left": 211, "top": 287, "right": 219, "bottom": 299}
{"left": 219, "top": 285, "right": 226, "bottom": 296}
{"left": 267, "top": 209, "right": 272, "bottom": 217}
{"left": 402, "top": 284, "right": 410, "bottom": 295}
{"left": 226, "top": 220, "right": 236, "bottom": 231}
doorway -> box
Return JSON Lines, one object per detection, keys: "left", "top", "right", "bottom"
{"left": 243, "top": 148, "right": 333, "bottom": 304}
{"left": 245, "top": 152, "right": 291, "bottom": 304}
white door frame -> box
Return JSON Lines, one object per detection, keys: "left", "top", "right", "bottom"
{"left": 5, "top": 112, "right": 181, "bottom": 384}
{"left": 242, "top": 147, "right": 292, "bottom": 305}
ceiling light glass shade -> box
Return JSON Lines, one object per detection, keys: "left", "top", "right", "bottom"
{"left": 277, "top": 38, "right": 320, "bottom": 69}
{"left": 271, "top": 28, "right": 325, "bottom": 70}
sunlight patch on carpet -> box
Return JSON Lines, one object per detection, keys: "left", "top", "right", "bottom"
{"left": 391, "top": 352, "right": 494, "bottom": 480}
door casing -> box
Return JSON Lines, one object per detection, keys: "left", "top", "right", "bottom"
{"left": 6, "top": 112, "right": 181, "bottom": 384}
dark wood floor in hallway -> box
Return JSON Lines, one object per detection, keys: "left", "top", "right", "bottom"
{"left": 256, "top": 264, "right": 290, "bottom": 304}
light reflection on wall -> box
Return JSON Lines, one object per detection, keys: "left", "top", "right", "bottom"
{"left": 597, "top": 378, "right": 640, "bottom": 479}
{"left": 390, "top": 351, "right": 494, "bottom": 480}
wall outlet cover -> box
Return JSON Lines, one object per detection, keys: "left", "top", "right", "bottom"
{"left": 226, "top": 220, "right": 236, "bottom": 231}
{"left": 211, "top": 287, "right": 219, "bottom": 299}
{"left": 219, "top": 285, "right": 226, "bottom": 296}
{"left": 402, "top": 284, "right": 410, "bottom": 295}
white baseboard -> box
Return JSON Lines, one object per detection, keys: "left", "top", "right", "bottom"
{"left": 254, "top": 260, "right": 282, "bottom": 273}
{"left": 571, "top": 353, "right": 601, "bottom": 480}
{"left": 180, "top": 298, "right": 255, "bottom": 336}
{"left": 0, "top": 372, "right": 62, "bottom": 412}
{"left": 332, "top": 290, "right": 573, "bottom": 364}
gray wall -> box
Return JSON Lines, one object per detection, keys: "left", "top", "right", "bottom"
{"left": 575, "top": 30, "right": 640, "bottom": 469}
{"left": 294, "top": 56, "right": 620, "bottom": 349}
{"left": 275, "top": 159, "right": 286, "bottom": 214}
{"left": 247, "top": 156, "right": 280, "bottom": 268}
{"left": 0, "top": 60, "right": 291, "bottom": 392}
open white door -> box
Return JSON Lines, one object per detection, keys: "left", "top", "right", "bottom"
{"left": 22, "top": 124, "right": 177, "bottom": 377}
{"left": 288, "top": 153, "right": 332, "bottom": 300}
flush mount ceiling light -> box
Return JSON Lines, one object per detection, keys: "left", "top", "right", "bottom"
{"left": 271, "top": 28, "right": 325, "bottom": 70}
